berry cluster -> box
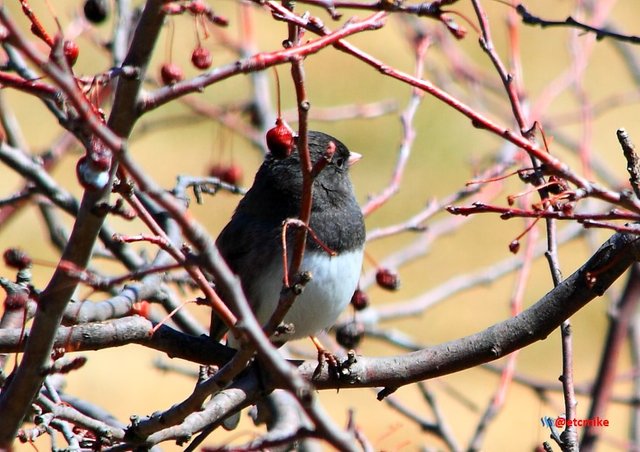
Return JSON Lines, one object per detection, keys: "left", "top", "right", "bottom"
{"left": 158, "top": 0, "right": 229, "bottom": 85}
{"left": 161, "top": 0, "right": 228, "bottom": 26}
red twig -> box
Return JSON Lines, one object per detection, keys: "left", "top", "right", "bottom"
{"left": 280, "top": 218, "right": 337, "bottom": 288}
{"left": 447, "top": 202, "right": 640, "bottom": 222}
{"left": 19, "top": 0, "right": 54, "bottom": 47}
{"left": 141, "top": 11, "right": 387, "bottom": 112}
{"left": 268, "top": 2, "right": 640, "bottom": 214}
{"left": 112, "top": 232, "right": 169, "bottom": 248}
{"left": 0, "top": 72, "right": 59, "bottom": 99}
{"left": 120, "top": 191, "right": 237, "bottom": 331}
{"left": 361, "top": 30, "right": 429, "bottom": 217}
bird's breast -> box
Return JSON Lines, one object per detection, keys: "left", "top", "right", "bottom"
{"left": 251, "top": 248, "right": 364, "bottom": 341}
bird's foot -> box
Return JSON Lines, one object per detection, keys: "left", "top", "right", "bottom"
{"left": 310, "top": 335, "right": 341, "bottom": 380}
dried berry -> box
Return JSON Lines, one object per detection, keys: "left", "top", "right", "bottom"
{"left": 375, "top": 268, "right": 400, "bottom": 291}
{"left": 509, "top": 239, "right": 520, "bottom": 254}
{"left": 335, "top": 321, "right": 364, "bottom": 349}
{"left": 350, "top": 289, "right": 369, "bottom": 311}
{"left": 191, "top": 47, "right": 212, "bottom": 70}
{"left": 266, "top": 118, "right": 294, "bottom": 159}
{"left": 160, "top": 63, "right": 184, "bottom": 85}
{"left": 3, "top": 248, "right": 32, "bottom": 269}
{"left": 63, "top": 40, "right": 79, "bottom": 67}
{"left": 83, "top": 0, "right": 109, "bottom": 24}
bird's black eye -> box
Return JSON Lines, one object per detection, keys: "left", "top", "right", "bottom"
{"left": 335, "top": 157, "right": 345, "bottom": 168}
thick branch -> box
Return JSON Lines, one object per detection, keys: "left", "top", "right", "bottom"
{"left": 0, "top": 316, "right": 235, "bottom": 364}
{"left": 303, "top": 230, "right": 640, "bottom": 390}
{"left": 0, "top": 1, "right": 167, "bottom": 444}
{"left": 1, "top": 231, "right": 637, "bottom": 394}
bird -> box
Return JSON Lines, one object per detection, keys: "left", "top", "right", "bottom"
{"left": 210, "top": 130, "right": 365, "bottom": 348}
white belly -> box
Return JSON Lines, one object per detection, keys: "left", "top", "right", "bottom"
{"left": 252, "top": 249, "right": 363, "bottom": 340}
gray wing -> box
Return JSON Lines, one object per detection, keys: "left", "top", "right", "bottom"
{"left": 209, "top": 212, "right": 281, "bottom": 342}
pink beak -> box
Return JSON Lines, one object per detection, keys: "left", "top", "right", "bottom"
{"left": 348, "top": 151, "right": 362, "bottom": 166}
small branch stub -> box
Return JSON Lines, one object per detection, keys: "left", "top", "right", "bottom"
{"left": 617, "top": 128, "right": 640, "bottom": 200}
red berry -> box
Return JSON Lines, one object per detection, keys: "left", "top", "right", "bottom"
{"left": 208, "top": 164, "right": 224, "bottom": 178}
{"left": 222, "top": 165, "right": 242, "bottom": 185}
{"left": 130, "top": 301, "right": 151, "bottom": 318}
{"left": 266, "top": 118, "right": 294, "bottom": 159}
{"left": 375, "top": 268, "right": 400, "bottom": 291}
{"left": 160, "top": 63, "right": 184, "bottom": 85}
{"left": 3, "top": 248, "right": 32, "bottom": 269}
{"left": 191, "top": 47, "right": 212, "bottom": 70}
{"left": 63, "top": 40, "right": 79, "bottom": 67}
{"left": 350, "top": 289, "right": 369, "bottom": 311}
{"left": 209, "top": 164, "right": 243, "bottom": 185}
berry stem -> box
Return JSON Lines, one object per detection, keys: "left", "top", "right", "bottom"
{"left": 165, "top": 18, "right": 175, "bottom": 64}
{"left": 272, "top": 66, "right": 282, "bottom": 119}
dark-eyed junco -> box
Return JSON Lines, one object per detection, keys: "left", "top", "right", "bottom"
{"left": 211, "top": 131, "right": 365, "bottom": 346}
